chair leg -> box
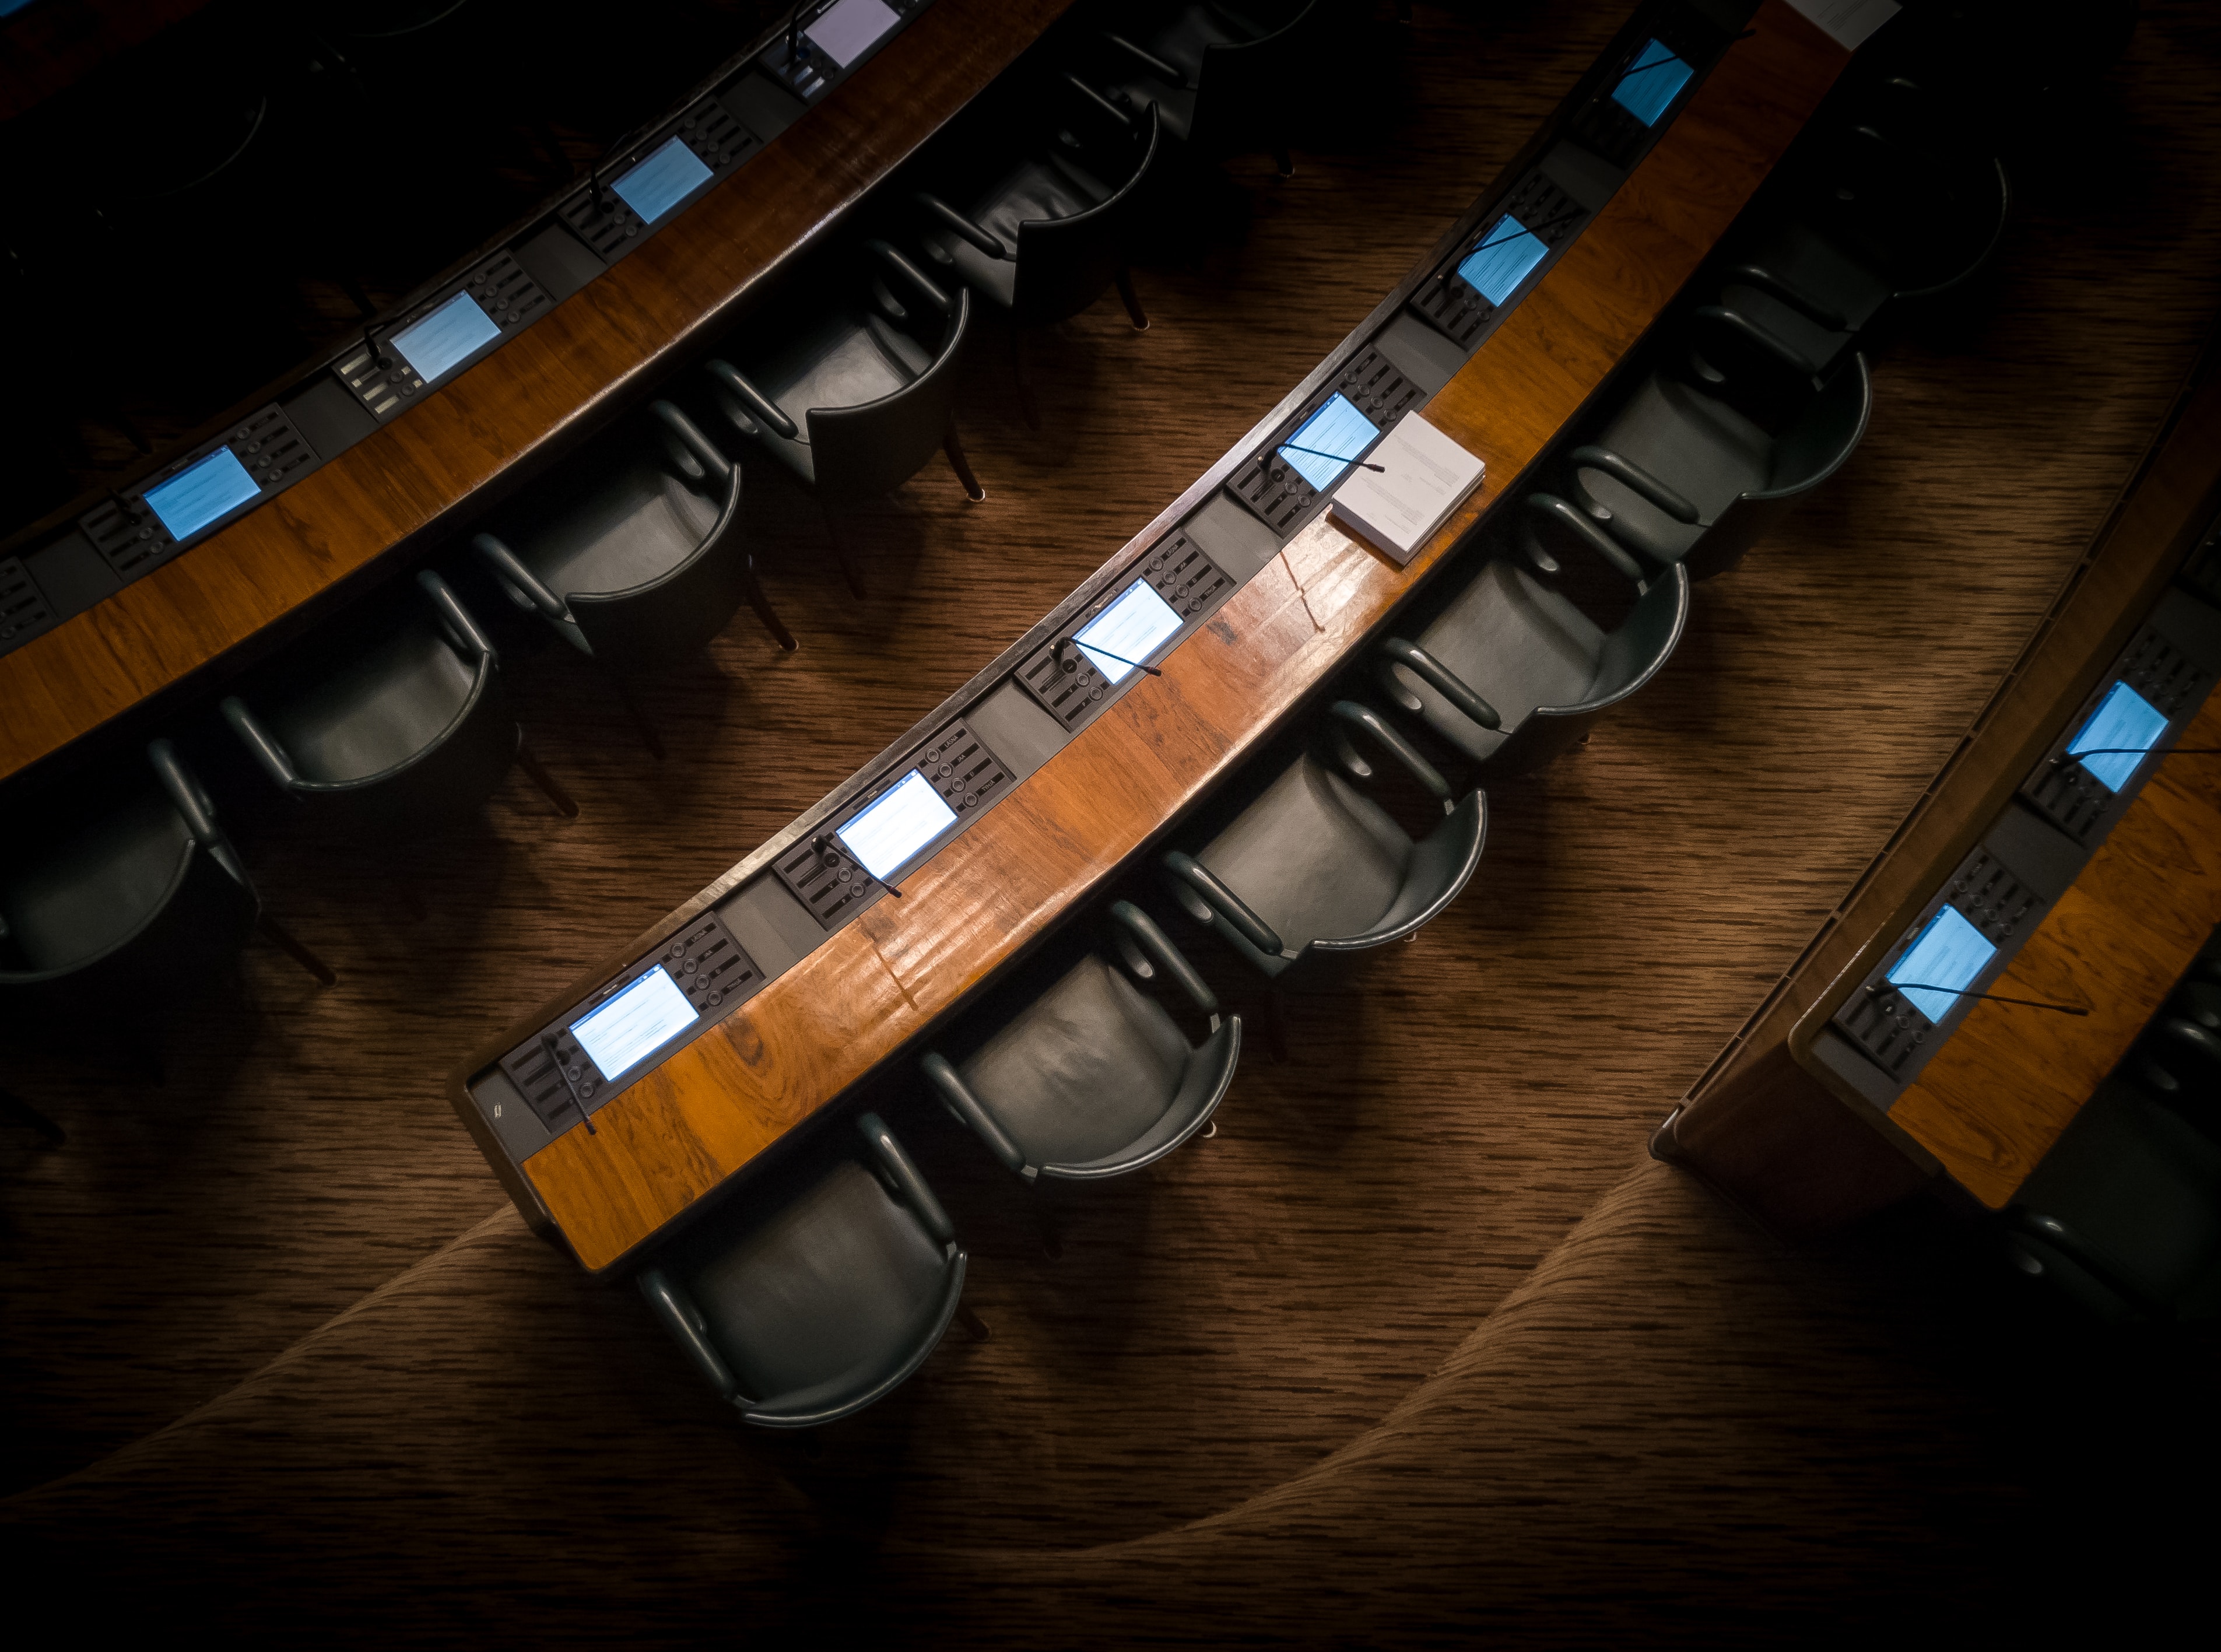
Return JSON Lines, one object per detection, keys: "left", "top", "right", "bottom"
{"left": 1115, "top": 266, "right": 1149, "bottom": 331}
{"left": 1007, "top": 326, "right": 1041, "bottom": 430}
{"left": 611, "top": 677, "right": 666, "bottom": 760}
{"left": 258, "top": 913, "right": 337, "bottom": 987}
{"left": 743, "top": 566, "right": 798, "bottom": 651}
{"left": 819, "top": 502, "right": 868, "bottom": 600}
{"left": 956, "top": 1306, "right": 991, "bottom": 1342}
{"left": 516, "top": 736, "right": 579, "bottom": 818}
{"left": 943, "top": 422, "right": 986, "bottom": 501}
{"left": 1, "top": 1086, "right": 66, "bottom": 1147}
{"left": 1271, "top": 143, "right": 1294, "bottom": 178}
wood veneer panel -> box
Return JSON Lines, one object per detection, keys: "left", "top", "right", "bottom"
{"left": 1889, "top": 685, "right": 2221, "bottom": 1208}
{"left": 517, "top": 1, "right": 1851, "bottom": 1272}
{"left": 0, "top": 0, "right": 1074, "bottom": 784}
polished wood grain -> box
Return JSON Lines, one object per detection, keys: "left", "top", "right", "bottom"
{"left": 517, "top": 1, "right": 1851, "bottom": 1273}
{"left": 1886, "top": 685, "right": 2221, "bottom": 1207}
{"left": 0, "top": 0, "right": 1075, "bottom": 785}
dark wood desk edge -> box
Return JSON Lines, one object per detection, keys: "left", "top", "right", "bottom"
{"left": 1660, "top": 310, "right": 2221, "bottom": 1237}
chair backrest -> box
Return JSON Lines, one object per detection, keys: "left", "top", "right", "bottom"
{"left": 808, "top": 288, "right": 974, "bottom": 501}
{"left": 1009, "top": 106, "right": 1164, "bottom": 326}
{"left": 1187, "top": 0, "right": 1339, "bottom": 159}
{"left": 570, "top": 464, "right": 756, "bottom": 669}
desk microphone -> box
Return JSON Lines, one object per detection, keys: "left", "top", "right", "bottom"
{"left": 543, "top": 1032, "right": 599, "bottom": 1135}
{"left": 1062, "top": 637, "right": 1160, "bottom": 676}
{"left": 1868, "top": 981, "right": 2089, "bottom": 1016}
{"left": 787, "top": 0, "right": 814, "bottom": 66}
{"left": 1279, "top": 441, "right": 1384, "bottom": 473}
{"left": 2056, "top": 746, "right": 2221, "bottom": 765}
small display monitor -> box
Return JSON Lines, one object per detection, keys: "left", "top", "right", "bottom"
{"left": 1456, "top": 213, "right": 1551, "bottom": 307}
{"left": 1887, "top": 907, "right": 1998, "bottom": 1025}
{"left": 1076, "top": 578, "right": 1184, "bottom": 683}
{"left": 2066, "top": 680, "right": 2169, "bottom": 793}
{"left": 1276, "top": 392, "right": 1381, "bottom": 492}
{"left": 837, "top": 769, "right": 959, "bottom": 883}
{"left": 391, "top": 291, "right": 502, "bottom": 383}
{"left": 806, "top": 0, "right": 901, "bottom": 66}
{"left": 1611, "top": 38, "right": 1694, "bottom": 127}
{"left": 570, "top": 965, "right": 700, "bottom": 1081}
{"left": 612, "top": 134, "right": 715, "bottom": 225}
{"left": 141, "top": 446, "right": 261, "bottom": 542}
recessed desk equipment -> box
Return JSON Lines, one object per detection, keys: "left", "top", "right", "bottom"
{"left": 446, "top": 1, "right": 1860, "bottom": 1273}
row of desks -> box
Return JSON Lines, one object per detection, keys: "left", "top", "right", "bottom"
{"left": 448, "top": 2, "right": 1861, "bottom": 1274}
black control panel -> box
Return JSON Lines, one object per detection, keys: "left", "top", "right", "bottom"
{"left": 499, "top": 909, "right": 764, "bottom": 1130}
{"left": 1410, "top": 170, "right": 1590, "bottom": 350}
{"left": 559, "top": 96, "right": 762, "bottom": 264}
{"left": 0, "top": 557, "right": 56, "bottom": 655}
{"left": 336, "top": 250, "right": 553, "bottom": 420}
{"left": 1017, "top": 534, "right": 1231, "bottom": 730}
{"left": 1567, "top": 5, "right": 1727, "bottom": 169}
{"left": 758, "top": 0, "right": 932, "bottom": 104}
{"left": 76, "top": 404, "right": 320, "bottom": 582}
{"left": 1230, "top": 345, "right": 1426, "bottom": 537}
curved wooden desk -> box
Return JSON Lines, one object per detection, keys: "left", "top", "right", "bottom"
{"left": 0, "top": 0, "right": 1072, "bottom": 788}
{"left": 456, "top": 1, "right": 1855, "bottom": 1274}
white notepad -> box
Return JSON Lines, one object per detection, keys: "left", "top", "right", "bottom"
{"left": 1328, "top": 412, "right": 1485, "bottom": 566}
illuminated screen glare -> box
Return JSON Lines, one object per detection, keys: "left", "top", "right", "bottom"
{"left": 141, "top": 447, "right": 261, "bottom": 542}
{"left": 2066, "top": 681, "right": 2169, "bottom": 792}
{"left": 1457, "top": 213, "right": 1551, "bottom": 306}
{"left": 837, "top": 770, "right": 958, "bottom": 882}
{"left": 1277, "top": 393, "right": 1380, "bottom": 491}
{"left": 391, "top": 291, "right": 501, "bottom": 381}
{"left": 1611, "top": 39, "right": 1693, "bottom": 126}
{"left": 1076, "top": 579, "right": 1183, "bottom": 683}
{"left": 806, "top": 0, "right": 901, "bottom": 66}
{"left": 570, "top": 966, "right": 699, "bottom": 1081}
{"left": 612, "top": 134, "right": 714, "bottom": 224}
{"left": 1886, "top": 907, "right": 1998, "bottom": 1025}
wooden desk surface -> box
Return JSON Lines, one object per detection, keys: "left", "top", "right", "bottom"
{"left": 0, "top": 0, "right": 1073, "bottom": 788}
{"left": 510, "top": 1, "right": 1852, "bottom": 1274}
{"left": 1888, "top": 686, "right": 2221, "bottom": 1208}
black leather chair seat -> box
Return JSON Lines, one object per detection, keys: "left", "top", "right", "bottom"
{"left": 262, "top": 623, "right": 479, "bottom": 787}
{"left": 1386, "top": 560, "right": 1605, "bottom": 764}
{"left": 493, "top": 452, "right": 725, "bottom": 647}
{"left": 1574, "top": 376, "right": 1771, "bottom": 566}
{"left": 928, "top": 153, "right": 1115, "bottom": 309}
{"left": 727, "top": 309, "right": 936, "bottom": 491}
{"left": 1, "top": 794, "right": 195, "bottom": 971}
{"left": 1198, "top": 756, "right": 1409, "bottom": 960}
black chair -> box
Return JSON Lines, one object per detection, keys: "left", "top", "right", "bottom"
{"left": 1097, "top": 0, "right": 1341, "bottom": 177}
{"left": 2004, "top": 1078, "right": 2221, "bottom": 1324}
{"left": 921, "top": 899, "right": 1238, "bottom": 1187}
{"left": 703, "top": 241, "right": 984, "bottom": 597}
{"left": 471, "top": 399, "right": 795, "bottom": 755}
{"left": 636, "top": 1111, "right": 980, "bottom": 1429}
{"left": 0, "top": 740, "right": 333, "bottom": 1044}
{"left": 1159, "top": 701, "right": 1486, "bottom": 990}
{"left": 913, "top": 96, "right": 1165, "bottom": 425}
{"left": 222, "top": 569, "right": 573, "bottom": 834}
{"left": 1559, "top": 339, "right": 1872, "bottom": 581}
{"left": 1373, "top": 504, "right": 1691, "bottom": 776}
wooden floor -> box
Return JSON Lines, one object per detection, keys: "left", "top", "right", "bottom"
{"left": 5, "top": 3, "right": 2220, "bottom": 1642}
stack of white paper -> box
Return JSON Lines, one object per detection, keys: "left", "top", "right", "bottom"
{"left": 1328, "top": 412, "right": 1486, "bottom": 566}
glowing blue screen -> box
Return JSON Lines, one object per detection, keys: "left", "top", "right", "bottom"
{"left": 142, "top": 447, "right": 260, "bottom": 541}
{"left": 1457, "top": 213, "right": 1551, "bottom": 306}
{"left": 838, "top": 770, "right": 958, "bottom": 882}
{"left": 571, "top": 965, "right": 698, "bottom": 1081}
{"left": 1277, "top": 394, "right": 1380, "bottom": 492}
{"left": 613, "top": 135, "right": 714, "bottom": 224}
{"left": 392, "top": 291, "right": 501, "bottom": 381}
{"left": 1076, "top": 580, "right": 1183, "bottom": 684}
{"left": 1612, "top": 39, "right": 1693, "bottom": 127}
{"left": 1887, "top": 907, "right": 1997, "bottom": 1025}
{"left": 2066, "top": 681, "right": 2169, "bottom": 792}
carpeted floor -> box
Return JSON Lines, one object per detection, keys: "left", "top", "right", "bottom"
{"left": 5, "top": 2, "right": 2220, "bottom": 1643}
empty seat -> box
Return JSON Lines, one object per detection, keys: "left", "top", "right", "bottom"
{"left": 921, "top": 899, "right": 1238, "bottom": 1183}
{"left": 1097, "top": 0, "right": 1342, "bottom": 176}
{"left": 636, "top": 1111, "right": 974, "bottom": 1428}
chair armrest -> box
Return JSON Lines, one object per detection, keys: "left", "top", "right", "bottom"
{"left": 920, "top": 1054, "right": 1030, "bottom": 1177}
{"left": 1717, "top": 261, "right": 1847, "bottom": 331}
{"left": 1378, "top": 638, "right": 1501, "bottom": 731}
{"left": 147, "top": 737, "right": 224, "bottom": 844}
{"left": 1161, "top": 850, "right": 1283, "bottom": 956}
{"left": 650, "top": 398, "right": 734, "bottom": 484}
{"left": 416, "top": 569, "right": 497, "bottom": 667}
{"left": 1327, "top": 700, "right": 1451, "bottom": 806}
{"left": 858, "top": 1111, "right": 955, "bottom": 1244}
{"left": 219, "top": 696, "right": 301, "bottom": 789}
{"left": 1524, "top": 493, "right": 1648, "bottom": 587}
{"left": 470, "top": 533, "right": 569, "bottom": 622}
{"left": 637, "top": 1268, "right": 743, "bottom": 1402}
{"left": 1107, "top": 899, "right": 1218, "bottom": 1016}
{"left": 1568, "top": 444, "right": 1700, "bottom": 525}
{"left": 866, "top": 238, "right": 953, "bottom": 317}
{"left": 1100, "top": 31, "right": 1185, "bottom": 87}
{"left": 910, "top": 191, "right": 1005, "bottom": 259}
{"left": 1691, "top": 303, "right": 1821, "bottom": 381}
{"left": 1059, "top": 71, "right": 1134, "bottom": 131}
{"left": 704, "top": 358, "right": 799, "bottom": 441}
